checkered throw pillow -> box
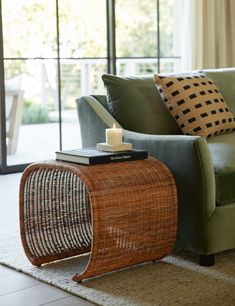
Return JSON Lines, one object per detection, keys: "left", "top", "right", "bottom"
{"left": 154, "top": 73, "right": 235, "bottom": 137}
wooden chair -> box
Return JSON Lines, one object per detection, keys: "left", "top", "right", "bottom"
{"left": 5, "top": 90, "right": 24, "bottom": 155}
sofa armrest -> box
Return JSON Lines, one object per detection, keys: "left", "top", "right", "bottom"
{"left": 124, "top": 130, "right": 216, "bottom": 253}
{"left": 76, "top": 96, "right": 120, "bottom": 148}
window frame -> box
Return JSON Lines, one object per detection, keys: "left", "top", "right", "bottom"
{"left": 0, "top": 0, "right": 180, "bottom": 173}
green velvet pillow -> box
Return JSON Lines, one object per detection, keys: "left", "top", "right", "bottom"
{"left": 102, "top": 74, "right": 181, "bottom": 135}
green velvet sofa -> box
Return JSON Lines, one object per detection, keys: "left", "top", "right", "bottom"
{"left": 76, "top": 68, "right": 235, "bottom": 266}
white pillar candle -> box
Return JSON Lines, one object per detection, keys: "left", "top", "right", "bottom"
{"left": 106, "top": 124, "right": 123, "bottom": 145}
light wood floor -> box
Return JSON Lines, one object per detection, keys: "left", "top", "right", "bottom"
{"left": 0, "top": 173, "right": 95, "bottom": 306}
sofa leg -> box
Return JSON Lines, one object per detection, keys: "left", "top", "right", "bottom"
{"left": 199, "top": 254, "right": 215, "bottom": 266}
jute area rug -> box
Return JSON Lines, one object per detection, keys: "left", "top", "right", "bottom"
{"left": 0, "top": 231, "right": 235, "bottom": 306}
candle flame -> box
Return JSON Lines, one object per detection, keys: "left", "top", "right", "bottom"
{"left": 113, "top": 123, "right": 116, "bottom": 129}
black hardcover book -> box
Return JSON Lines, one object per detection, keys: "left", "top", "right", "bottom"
{"left": 55, "top": 148, "right": 148, "bottom": 165}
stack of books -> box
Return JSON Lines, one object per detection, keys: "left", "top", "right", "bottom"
{"left": 55, "top": 148, "right": 148, "bottom": 165}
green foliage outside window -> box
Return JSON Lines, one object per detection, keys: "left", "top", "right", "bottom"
{"left": 22, "top": 100, "right": 50, "bottom": 124}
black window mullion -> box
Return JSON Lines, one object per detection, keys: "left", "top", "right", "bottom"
{"left": 0, "top": 0, "right": 7, "bottom": 173}
{"left": 106, "top": 0, "right": 116, "bottom": 74}
{"left": 156, "top": 0, "right": 160, "bottom": 73}
{"left": 56, "top": 0, "right": 62, "bottom": 151}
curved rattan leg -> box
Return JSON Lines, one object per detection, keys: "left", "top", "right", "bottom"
{"left": 20, "top": 164, "right": 92, "bottom": 266}
{"left": 72, "top": 159, "right": 177, "bottom": 282}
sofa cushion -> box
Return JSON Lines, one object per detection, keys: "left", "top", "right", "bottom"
{"left": 102, "top": 74, "right": 181, "bottom": 135}
{"left": 207, "top": 132, "right": 235, "bottom": 206}
{"left": 154, "top": 73, "right": 235, "bottom": 138}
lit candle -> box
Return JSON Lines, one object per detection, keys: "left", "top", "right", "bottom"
{"left": 106, "top": 124, "right": 123, "bottom": 145}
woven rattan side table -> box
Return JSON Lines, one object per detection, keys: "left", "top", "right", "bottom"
{"left": 20, "top": 158, "right": 177, "bottom": 282}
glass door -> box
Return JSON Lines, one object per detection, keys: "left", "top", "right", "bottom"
{"left": 0, "top": 0, "right": 107, "bottom": 173}
{"left": 0, "top": 0, "right": 180, "bottom": 173}
{"left": 2, "top": 0, "right": 60, "bottom": 169}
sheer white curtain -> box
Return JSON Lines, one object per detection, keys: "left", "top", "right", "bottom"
{"left": 191, "top": 0, "right": 235, "bottom": 69}
{"left": 174, "top": 0, "right": 235, "bottom": 71}
{"left": 173, "top": 0, "right": 193, "bottom": 72}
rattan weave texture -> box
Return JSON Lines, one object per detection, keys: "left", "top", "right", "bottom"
{"left": 20, "top": 158, "right": 177, "bottom": 282}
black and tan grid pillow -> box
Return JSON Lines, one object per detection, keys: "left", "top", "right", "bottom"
{"left": 154, "top": 73, "right": 235, "bottom": 137}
